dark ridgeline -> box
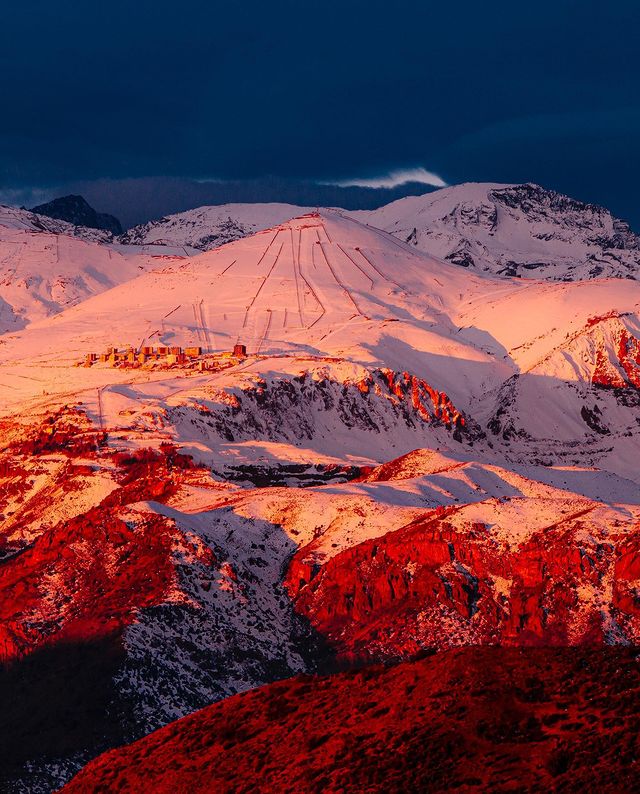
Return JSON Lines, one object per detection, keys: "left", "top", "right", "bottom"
{"left": 30, "top": 195, "right": 123, "bottom": 235}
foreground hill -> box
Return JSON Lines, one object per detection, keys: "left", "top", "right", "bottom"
{"left": 61, "top": 646, "right": 640, "bottom": 793}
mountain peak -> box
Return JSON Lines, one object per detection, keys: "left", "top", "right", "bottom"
{"left": 352, "top": 182, "right": 640, "bottom": 280}
{"left": 31, "top": 194, "right": 123, "bottom": 235}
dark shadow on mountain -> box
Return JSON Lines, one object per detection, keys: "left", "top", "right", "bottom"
{"left": 0, "top": 501, "right": 340, "bottom": 790}
{"left": 0, "top": 635, "right": 133, "bottom": 785}
{"left": 0, "top": 296, "right": 27, "bottom": 334}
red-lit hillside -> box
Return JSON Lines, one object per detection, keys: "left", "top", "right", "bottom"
{"left": 62, "top": 646, "right": 640, "bottom": 793}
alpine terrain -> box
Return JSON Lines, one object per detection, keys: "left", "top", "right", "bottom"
{"left": 1, "top": 185, "right": 639, "bottom": 792}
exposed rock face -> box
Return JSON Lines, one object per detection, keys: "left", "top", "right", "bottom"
{"left": 166, "top": 367, "right": 480, "bottom": 456}
{"left": 0, "top": 411, "right": 317, "bottom": 790}
{"left": 60, "top": 647, "right": 640, "bottom": 794}
{"left": 31, "top": 195, "right": 122, "bottom": 235}
{"left": 285, "top": 506, "right": 640, "bottom": 663}
{"left": 588, "top": 317, "right": 640, "bottom": 390}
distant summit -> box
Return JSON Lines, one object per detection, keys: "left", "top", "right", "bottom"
{"left": 31, "top": 194, "right": 122, "bottom": 235}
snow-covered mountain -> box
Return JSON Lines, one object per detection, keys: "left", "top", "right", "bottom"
{"left": 4, "top": 182, "right": 638, "bottom": 336}
{"left": 2, "top": 204, "right": 640, "bottom": 790}
{"left": 119, "top": 184, "right": 640, "bottom": 282}
{"left": 354, "top": 182, "right": 640, "bottom": 280}
{"left": 0, "top": 205, "right": 193, "bottom": 333}
{"left": 120, "top": 202, "right": 312, "bottom": 253}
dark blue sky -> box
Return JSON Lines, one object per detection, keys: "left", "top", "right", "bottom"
{"left": 1, "top": 0, "right": 639, "bottom": 224}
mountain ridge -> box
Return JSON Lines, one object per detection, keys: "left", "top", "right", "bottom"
{"left": 30, "top": 195, "right": 123, "bottom": 235}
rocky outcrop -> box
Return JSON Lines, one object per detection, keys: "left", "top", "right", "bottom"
{"left": 285, "top": 507, "right": 640, "bottom": 663}
{"left": 167, "top": 366, "right": 483, "bottom": 461}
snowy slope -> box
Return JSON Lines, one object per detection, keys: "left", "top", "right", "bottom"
{"left": 0, "top": 205, "right": 195, "bottom": 333}
{"left": 352, "top": 183, "right": 640, "bottom": 281}
{"left": 0, "top": 203, "right": 113, "bottom": 242}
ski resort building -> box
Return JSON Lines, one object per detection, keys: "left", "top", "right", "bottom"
{"left": 82, "top": 344, "right": 251, "bottom": 368}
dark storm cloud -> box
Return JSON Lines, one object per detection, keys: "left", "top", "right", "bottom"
{"left": 1, "top": 0, "right": 639, "bottom": 223}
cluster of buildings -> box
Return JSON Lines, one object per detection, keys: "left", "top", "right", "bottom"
{"left": 84, "top": 343, "right": 247, "bottom": 368}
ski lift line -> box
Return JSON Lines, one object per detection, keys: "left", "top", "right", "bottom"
{"left": 297, "top": 226, "right": 326, "bottom": 325}
{"left": 254, "top": 230, "right": 282, "bottom": 270}
{"left": 198, "top": 300, "right": 206, "bottom": 345}
{"left": 336, "top": 243, "right": 374, "bottom": 290}
{"left": 192, "top": 302, "right": 206, "bottom": 343}
{"left": 200, "top": 300, "right": 211, "bottom": 349}
{"left": 289, "top": 226, "right": 304, "bottom": 326}
{"left": 96, "top": 387, "right": 104, "bottom": 431}
{"left": 191, "top": 303, "right": 201, "bottom": 341}
{"left": 298, "top": 266, "right": 325, "bottom": 320}
{"left": 317, "top": 241, "right": 366, "bottom": 317}
{"left": 242, "top": 241, "right": 284, "bottom": 328}
{"left": 220, "top": 259, "right": 237, "bottom": 275}
{"left": 306, "top": 306, "right": 327, "bottom": 330}
{"left": 340, "top": 210, "right": 413, "bottom": 254}
{"left": 256, "top": 309, "right": 273, "bottom": 354}
{"left": 320, "top": 223, "right": 333, "bottom": 244}
{"left": 317, "top": 239, "right": 359, "bottom": 311}
{"left": 354, "top": 213, "right": 460, "bottom": 275}
{"left": 355, "top": 247, "right": 404, "bottom": 290}
{"left": 199, "top": 299, "right": 214, "bottom": 351}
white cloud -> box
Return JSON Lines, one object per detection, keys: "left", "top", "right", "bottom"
{"left": 327, "top": 167, "right": 447, "bottom": 189}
